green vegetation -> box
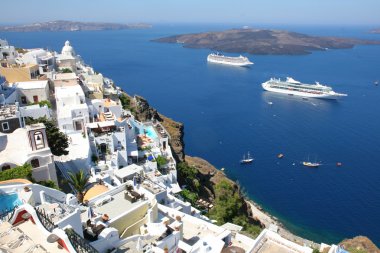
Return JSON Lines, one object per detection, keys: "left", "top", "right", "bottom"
{"left": 38, "top": 100, "right": 52, "bottom": 108}
{"left": 0, "top": 164, "right": 60, "bottom": 190}
{"left": 177, "top": 162, "right": 201, "bottom": 205}
{"left": 180, "top": 189, "right": 198, "bottom": 206}
{"left": 312, "top": 249, "right": 321, "bottom": 253}
{"left": 26, "top": 117, "right": 69, "bottom": 156}
{"left": 209, "top": 179, "right": 262, "bottom": 238}
{"left": 67, "top": 170, "right": 90, "bottom": 203}
{"left": 61, "top": 68, "right": 73, "bottom": 73}
{"left": 345, "top": 248, "right": 367, "bottom": 253}
{"left": 37, "top": 180, "right": 59, "bottom": 190}
{"left": 155, "top": 155, "right": 168, "bottom": 168}
{"left": 119, "top": 93, "right": 131, "bottom": 110}
{"left": 177, "top": 162, "right": 200, "bottom": 192}
{"left": 0, "top": 164, "right": 32, "bottom": 181}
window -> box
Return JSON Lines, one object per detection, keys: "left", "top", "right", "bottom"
{"left": 34, "top": 131, "right": 45, "bottom": 149}
{"left": 31, "top": 158, "right": 40, "bottom": 168}
{"left": 33, "top": 95, "right": 39, "bottom": 103}
{"left": 21, "top": 96, "right": 27, "bottom": 104}
{"left": 2, "top": 122, "right": 9, "bottom": 131}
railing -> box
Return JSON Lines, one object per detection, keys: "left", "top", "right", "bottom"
{"left": 34, "top": 206, "right": 58, "bottom": 232}
{"left": 0, "top": 205, "right": 18, "bottom": 222}
{"left": 65, "top": 228, "right": 99, "bottom": 253}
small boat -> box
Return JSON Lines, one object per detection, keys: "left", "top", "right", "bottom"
{"left": 303, "top": 161, "right": 320, "bottom": 168}
{"left": 374, "top": 80, "right": 379, "bottom": 86}
{"left": 221, "top": 168, "right": 225, "bottom": 171}
{"left": 277, "top": 153, "right": 284, "bottom": 159}
{"left": 336, "top": 162, "right": 342, "bottom": 167}
{"left": 268, "top": 101, "right": 273, "bottom": 105}
{"left": 240, "top": 152, "right": 254, "bottom": 164}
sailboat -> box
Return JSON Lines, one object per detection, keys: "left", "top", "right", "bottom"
{"left": 240, "top": 152, "right": 254, "bottom": 164}
{"left": 302, "top": 155, "right": 321, "bottom": 167}
{"left": 302, "top": 161, "right": 320, "bottom": 168}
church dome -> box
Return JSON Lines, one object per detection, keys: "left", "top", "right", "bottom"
{"left": 61, "top": 40, "right": 75, "bottom": 56}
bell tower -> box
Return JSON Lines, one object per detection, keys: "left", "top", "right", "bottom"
{"left": 27, "top": 123, "right": 48, "bottom": 151}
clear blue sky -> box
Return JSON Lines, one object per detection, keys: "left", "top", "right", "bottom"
{"left": 1, "top": 0, "right": 380, "bottom": 26}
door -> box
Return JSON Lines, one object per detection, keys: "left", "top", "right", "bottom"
{"left": 33, "top": 95, "right": 39, "bottom": 103}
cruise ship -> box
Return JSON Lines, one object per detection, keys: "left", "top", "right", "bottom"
{"left": 207, "top": 53, "right": 254, "bottom": 67}
{"left": 262, "top": 77, "right": 347, "bottom": 99}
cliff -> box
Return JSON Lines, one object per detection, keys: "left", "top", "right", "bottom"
{"left": 153, "top": 28, "right": 380, "bottom": 55}
{"left": 0, "top": 20, "right": 152, "bottom": 32}
{"left": 339, "top": 236, "right": 380, "bottom": 253}
{"left": 130, "top": 94, "right": 261, "bottom": 228}
{"left": 132, "top": 95, "right": 185, "bottom": 162}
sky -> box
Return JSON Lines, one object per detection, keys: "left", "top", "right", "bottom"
{"left": 1, "top": 0, "right": 380, "bottom": 26}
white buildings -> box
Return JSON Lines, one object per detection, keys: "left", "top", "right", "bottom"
{"left": 0, "top": 38, "right": 17, "bottom": 63}
{"left": 54, "top": 74, "right": 89, "bottom": 133}
{"left": 56, "top": 41, "right": 77, "bottom": 73}
{"left": 0, "top": 123, "right": 58, "bottom": 183}
{"left": 13, "top": 80, "right": 50, "bottom": 105}
{"left": 16, "top": 48, "right": 56, "bottom": 74}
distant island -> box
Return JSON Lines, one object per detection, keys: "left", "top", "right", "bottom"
{"left": 0, "top": 20, "right": 152, "bottom": 32}
{"left": 370, "top": 28, "right": 380, "bottom": 34}
{"left": 153, "top": 28, "right": 380, "bottom": 55}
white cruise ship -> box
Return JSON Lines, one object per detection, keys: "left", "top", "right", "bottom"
{"left": 262, "top": 77, "right": 347, "bottom": 99}
{"left": 207, "top": 53, "right": 253, "bottom": 67}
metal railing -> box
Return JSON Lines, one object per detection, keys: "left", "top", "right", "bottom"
{"left": 34, "top": 206, "right": 58, "bottom": 232}
{"left": 65, "top": 228, "right": 99, "bottom": 253}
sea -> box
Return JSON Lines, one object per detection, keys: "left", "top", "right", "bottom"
{"left": 2, "top": 24, "right": 380, "bottom": 246}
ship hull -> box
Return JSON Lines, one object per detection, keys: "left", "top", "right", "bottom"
{"left": 261, "top": 82, "right": 345, "bottom": 100}
{"left": 207, "top": 56, "right": 254, "bottom": 67}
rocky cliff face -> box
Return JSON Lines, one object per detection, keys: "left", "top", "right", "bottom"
{"left": 185, "top": 156, "right": 263, "bottom": 227}
{"left": 133, "top": 95, "right": 185, "bottom": 162}
{"left": 340, "top": 236, "right": 380, "bottom": 253}
{"left": 131, "top": 93, "right": 260, "bottom": 226}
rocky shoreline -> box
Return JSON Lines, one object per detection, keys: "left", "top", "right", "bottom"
{"left": 128, "top": 92, "right": 379, "bottom": 251}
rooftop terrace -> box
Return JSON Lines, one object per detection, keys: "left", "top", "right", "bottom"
{"left": 92, "top": 190, "right": 147, "bottom": 220}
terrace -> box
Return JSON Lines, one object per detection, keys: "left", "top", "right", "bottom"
{"left": 92, "top": 190, "right": 147, "bottom": 220}
{"left": 0, "top": 220, "right": 66, "bottom": 253}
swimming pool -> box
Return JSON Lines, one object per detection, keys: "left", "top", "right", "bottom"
{"left": 0, "top": 192, "right": 22, "bottom": 213}
{"left": 140, "top": 126, "right": 158, "bottom": 139}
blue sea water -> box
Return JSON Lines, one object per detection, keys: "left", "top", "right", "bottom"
{"left": 0, "top": 192, "right": 22, "bottom": 212}
{"left": 2, "top": 24, "right": 380, "bottom": 245}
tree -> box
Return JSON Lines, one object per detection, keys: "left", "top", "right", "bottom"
{"left": 68, "top": 170, "right": 90, "bottom": 203}
{"left": 26, "top": 117, "right": 69, "bottom": 156}
{"left": 119, "top": 93, "right": 131, "bottom": 110}
{"left": 209, "top": 180, "right": 242, "bottom": 224}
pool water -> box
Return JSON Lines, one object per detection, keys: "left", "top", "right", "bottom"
{"left": 0, "top": 192, "right": 22, "bottom": 213}
{"left": 140, "top": 126, "right": 158, "bottom": 139}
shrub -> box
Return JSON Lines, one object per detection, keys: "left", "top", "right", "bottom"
{"left": 0, "top": 164, "right": 32, "bottom": 181}
{"left": 155, "top": 155, "right": 168, "bottom": 168}
{"left": 38, "top": 100, "right": 52, "bottom": 108}
{"left": 38, "top": 180, "right": 59, "bottom": 190}
{"left": 61, "top": 68, "right": 72, "bottom": 73}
